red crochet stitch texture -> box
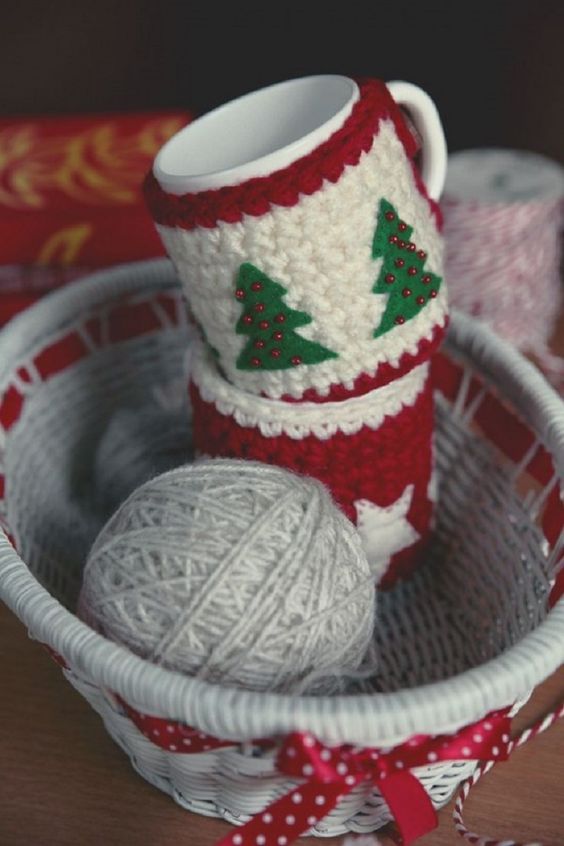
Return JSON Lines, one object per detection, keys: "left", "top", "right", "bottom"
{"left": 144, "top": 78, "right": 441, "bottom": 230}
{"left": 190, "top": 376, "right": 434, "bottom": 588}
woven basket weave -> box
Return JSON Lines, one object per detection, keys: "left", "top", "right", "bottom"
{"left": 0, "top": 259, "right": 563, "bottom": 839}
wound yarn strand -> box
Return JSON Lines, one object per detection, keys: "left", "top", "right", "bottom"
{"left": 79, "top": 459, "right": 376, "bottom": 695}
{"left": 442, "top": 149, "right": 564, "bottom": 390}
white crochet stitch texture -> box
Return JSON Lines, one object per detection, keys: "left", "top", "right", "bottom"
{"left": 78, "top": 459, "right": 376, "bottom": 694}
{"left": 158, "top": 119, "right": 447, "bottom": 399}
{"left": 191, "top": 342, "right": 429, "bottom": 440}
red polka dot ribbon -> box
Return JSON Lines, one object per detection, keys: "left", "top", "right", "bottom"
{"left": 42, "top": 646, "right": 511, "bottom": 845}
{"left": 116, "top": 695, "right": 238, "bottom": 753}
{"left": 214, "top": 712, "right": 511, "bottom": 846}
{"left": 453, "top": 702, "right": 564, "bottom": 846}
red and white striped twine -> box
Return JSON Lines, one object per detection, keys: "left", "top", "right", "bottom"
{"left": 442, "top": 149, "right": 564, "bottom": 391}
{"left": 453, "top": 702, "right": 564, "bottom": 846}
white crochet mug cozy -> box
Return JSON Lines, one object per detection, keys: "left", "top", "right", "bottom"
{"left": 145, "top": 75, "right": 448, "bottom": 585}
{"left": 145, "top": 75, "right": 448, "bottom": 401}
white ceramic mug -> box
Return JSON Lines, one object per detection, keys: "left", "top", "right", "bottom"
{"left": 153, "top": 74, "right": 447, "bottom": 200}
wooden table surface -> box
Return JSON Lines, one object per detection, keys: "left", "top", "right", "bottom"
{"left": 1, "top": 602, "right": 563, "bottom": 846}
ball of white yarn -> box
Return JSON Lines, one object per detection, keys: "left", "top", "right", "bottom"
{"left": 78, "top": 459, "right": 376, "bottom": 694}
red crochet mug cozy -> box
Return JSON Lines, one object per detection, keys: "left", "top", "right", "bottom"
{"left": 145, "top": 77, "right": 448, "bottom": 586}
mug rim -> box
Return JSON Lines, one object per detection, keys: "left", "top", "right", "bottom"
{"left": 153, "top": 74, "right": 359, "bottom": 195}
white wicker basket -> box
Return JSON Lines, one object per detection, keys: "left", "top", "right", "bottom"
{"left": 0, "top": 259, "right": 563, "bottom": 841}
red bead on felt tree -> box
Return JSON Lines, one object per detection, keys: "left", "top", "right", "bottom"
{"left": 234, "top": 262, "right": 337, "bottom": 371}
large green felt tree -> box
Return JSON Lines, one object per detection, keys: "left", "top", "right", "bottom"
{"left": 372, "top": 199, "right": 442, "bottom": 339}
{"left": 234, "top": 262, "right": 337, "bottom": 371}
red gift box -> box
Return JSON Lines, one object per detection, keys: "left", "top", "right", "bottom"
{"left": 0, "top": 111, "right": 191, "bottom": 324}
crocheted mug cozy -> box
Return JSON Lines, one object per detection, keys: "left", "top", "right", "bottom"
{"left": 190, "top": 341, "right": 434, "bottom": 587}
{"left": 145, "top": 76, "right": 448, "bottom": 585}
{"left": 144, "top": 78, "right": 447, "bottom": 401}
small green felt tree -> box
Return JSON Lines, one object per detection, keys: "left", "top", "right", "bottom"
{"left": 372, "top": 199, "right": 442, "bottom": 338}
{"left": 234, "top": 262, "right": 337, "bottom": 371}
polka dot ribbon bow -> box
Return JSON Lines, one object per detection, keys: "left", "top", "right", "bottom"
{"left": 215, "top": 711, "right": 512, "bottom": 846}
{"left": 41, "top": 647, "right": 511, "bottom": 845}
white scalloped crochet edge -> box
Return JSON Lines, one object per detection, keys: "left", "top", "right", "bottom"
{"left": 191, "top": 343, "right": 429, "bottom": 441}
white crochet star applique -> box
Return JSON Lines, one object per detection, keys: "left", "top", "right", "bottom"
{"left": 354, "top": 485, "right": 419, "bottom": 580}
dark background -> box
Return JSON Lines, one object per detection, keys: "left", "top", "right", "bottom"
{"left": 1, "top": 0, "right": 563, "bottom": 162}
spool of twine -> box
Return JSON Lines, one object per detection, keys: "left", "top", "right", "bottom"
{"left": 79, "top": 459, "right": 376, "bottom": 694}
{"left": 442, "top": 149, "right": 564, "bottom": 388}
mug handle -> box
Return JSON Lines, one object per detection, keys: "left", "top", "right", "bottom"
{"left": 386, "top": 81, "right": 447, "bottom": 202}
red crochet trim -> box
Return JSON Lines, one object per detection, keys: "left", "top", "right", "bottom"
{"left": 190, "top": 376, "right": 434, "bottom": 588}
{"left": 144, "top": 78, "right": 437, "bottom": 231}
{"left": 280, "top": 322, "right": 446, "bottom": 403}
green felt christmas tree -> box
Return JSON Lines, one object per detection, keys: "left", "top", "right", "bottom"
{"left": 234, "top": 262, "right": 337, "bottom": 371}
{"left": 372, "top": 199, "right": 442, "bottom": 339}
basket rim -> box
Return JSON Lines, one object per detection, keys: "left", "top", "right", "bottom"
{"left": 0, "top": 258, "right": 563, "bottom": 746}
